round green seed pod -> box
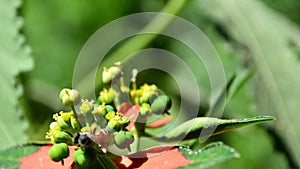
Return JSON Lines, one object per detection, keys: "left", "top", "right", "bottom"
{"left": 114, "top": 131, "right": 127, "bottom": 149}
{"left": 150, "top": 95, "right": 171, "bottom": 115}
{"left": 125, "top": 131, "right": 134, "bottom": 144}
{"left": 114, "top": 131, "right": 134, "bottom": 149}
{"left": 73, "top": 148, "right": 96, "bottom": 167}
{"left": 48, "top": 143, "right": 69, "bottom": 162}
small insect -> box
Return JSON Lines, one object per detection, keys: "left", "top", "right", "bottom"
{"left": 73, "top": 128, "right": 112, "bottom": 153}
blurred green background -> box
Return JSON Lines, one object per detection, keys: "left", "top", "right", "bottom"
{"left": 1, "top": 0, "right": 300, "bottom": 168}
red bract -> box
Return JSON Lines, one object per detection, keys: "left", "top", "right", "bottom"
{"left": 119, "top": 103, "right": 140, "bottom": 131}
{"left": 148, "top": 115, "right": 173, "bottom": 128}
{"left": 114, "top": 146, "right": 191, "bottom": 169}
{"left": 19, "top": 145, "right": 191, "bottom": 169}
{"left": 19, "top": 145, "right": 75, "bottom": 169}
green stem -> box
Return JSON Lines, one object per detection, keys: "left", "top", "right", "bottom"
{"left": 107, "top": 0, "right": 187, "bottom": 60}
{"left": 133, "top": 121, "right": 147, "bottom": 152}
{"left": 71, "top": 106, "right": 82, "bottom": 129}
{"left": 76, "top": 0, "right": 188, "bottom": 91}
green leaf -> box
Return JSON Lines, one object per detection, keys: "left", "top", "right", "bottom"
{"left": 226, "top": 68, "right": 255, "bottom": 104}
{"left": 201, "top": 0, "right": 300, "bottom": 166}
{"left": 178, "top": 142, "right": 240, "bottom": 169}
{"left": 0, "top": 0, "right": 33, "bottom": 150}
{"left": 207, "top": 68, "right": 255, "bottom": 117}
{"left": 163, "top": 116, "right": 275, "bottom": 141}
{"left": 0, "top": 144, "right": 39, "bottom": 169}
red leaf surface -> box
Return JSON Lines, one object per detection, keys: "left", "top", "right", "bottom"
{"left": 19, "top": 145, "right": 191, "bottom": 169}
{"left": 148, "top": 115, "right": 173, "bottom": 128}
{"left": 113, "top": 146, "right": 192, "bottom": 169}
{"left": 19, "top": 144, "right": 75, "bottom": 169}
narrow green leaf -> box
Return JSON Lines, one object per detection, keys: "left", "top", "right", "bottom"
{"left": 0, "top": 0, "right": 33, "bottom": 150}
{"left": 207, "top": 68, "right": 255, "bottom": 117}
{"left": 177, "top": 142, "right": 240, "bottom": 169}
{"left": 226, "top": 68, "right": 255, "bottom": 103}
{"left": 163, "top": 116, "right": 275, "bottom": 141}
{"left": 201, "top": 0, "right": 300, "bottom": 166}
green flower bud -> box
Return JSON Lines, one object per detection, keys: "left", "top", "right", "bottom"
{"left": 105, "top": 105, "right": 115, "bottom": 113}
{"left": 59, "top": 88, "right": 81, "bottom": 107}
{"left": 98, "top": 88, "right": 113, "bottom": 104}
{"left": 150, "top": 95, "right": 171, "bottom": 115}
{"left": 102, "top": 68, "right": 112, "bottom": 84}
{"left": 73, "top": 148, "right": 96, "bottom": 167}
{"left": 52, "top": 131, "right": 73, "bottom": 144}
{"left": 48, "top": 143, "right": 69, "bottom": 162}
{"left": 109, "top": 66, "right": 121, "bottom": 77}
{"left": 49, "top": 122, "right": 60, "bottom": 131}
{"left": 56, "top": 111, "right": 77, "bottom": 133}
{"left": 102, "top": 66, "right": 121, "bottom": 84}
{"left": 57, "top": 116, "right": 71, "bottom": 130}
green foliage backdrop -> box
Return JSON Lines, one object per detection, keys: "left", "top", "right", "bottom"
{"left": 0, "top": 0, "right": 299, "bottom": 168}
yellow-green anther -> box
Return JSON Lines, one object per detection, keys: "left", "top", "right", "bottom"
{"left": 140, "top": 103, "right": 151, "bottom": 116}
{"left": 92, "top": 103, "right": 107, "bottom": 117}
{"left": 60, "top": 111, "right": 73, "bottom": 121}
{"left": 80, "top": 99, "right": 94, "bottom": 114}
{"left": 118, "top": 116, "right": 130, "bottom": 125}
{"left": 107, "top": 119, "right": 118, "bottom": 130}
{"left": 105, "top": 111, "right": 115, "bottom": 121}
{"left": 98, "top": 88, "right": 113, "bottom": 104}
{"left": 59, "top": 88, "right": 81, "bottom": 107}
{"left": 70, "top": 116, "right": 81, "bottom": 132}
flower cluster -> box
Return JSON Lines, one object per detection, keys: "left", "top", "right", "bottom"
{"left": 45, "top": 62, "right": 172, "bottom": 168}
